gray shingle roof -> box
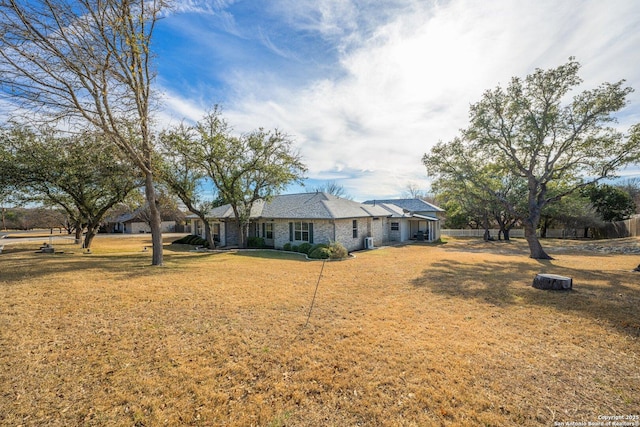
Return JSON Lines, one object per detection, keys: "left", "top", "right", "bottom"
{"left": 262, "top": 192, "right": 391, "bottom": 219}
{"left": 202, "top": 192, "right": 392, "bottom": 220}
{"left": 363, "top": 198, "right": 444, "bottom": 213}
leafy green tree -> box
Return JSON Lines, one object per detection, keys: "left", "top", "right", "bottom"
{"left": 425, "top": 137, "right": 526, "bottom": 241}
{"left": 167, "top": 109, "right": 307, "bottom": 248}
{"left": 0, "top": 126, "right": 140, "bottom": 248}
{"left": 539, "top": 189, "right": 599, "bottom": 238}
{"left": 439, "top": 199, "right": 476, "bottom": 229}
{"left": 582, "top": 183, "right": 636, "bottom": 222}
{"left": 0, "top": 0, "right": 167, "bottom": 265}
{"left": 158, "top": 123, "right": 222, "bottom": 249}
{"left": 425, "top": 59, "right": 640, "bottom": 259}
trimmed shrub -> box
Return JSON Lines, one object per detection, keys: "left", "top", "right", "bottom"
{"left": 328, "top": 241, "right": 348, "bottom": 259}
{"left": 296, "top": 242, "right": 313, "bottom": 254}
{"left": 172, "top": 235, "right": 209, "bottom": 248}
{"left": 282, "top": 243, "right": 292, "bottom": 252}
{"left": 309, "top": 243, "right": 328, "bottom": 252}
{"left": 309, "top": 246, "right": 331, "bottom": 259}
{"left": 247, "top": 236, "right": 266, "bottom": 248}
{"left": 172, "top": 236, "right": 187, "bottom": 244}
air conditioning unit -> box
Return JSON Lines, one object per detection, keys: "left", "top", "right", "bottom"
{"left": 364, "top": 237, "right": 374, "bottom": 249}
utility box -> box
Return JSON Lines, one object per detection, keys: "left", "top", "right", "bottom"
{"left": 364, "top": 237, "right": 374, "bottom": 249}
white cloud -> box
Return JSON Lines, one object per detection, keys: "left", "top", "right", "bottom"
{"left": 168, "top": 0, "right": 237, "bottom": 15}
{"left": 160, "top": 0, "right": 640, "bottom": 200}
{"left": 156, "top": 90, "right": 206, "bottom": 127}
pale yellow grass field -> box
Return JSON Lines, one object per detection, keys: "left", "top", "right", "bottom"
{"left": 0, "top": 235, "right": 638, "bottom": 426}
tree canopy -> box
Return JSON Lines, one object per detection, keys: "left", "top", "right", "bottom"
{"left": 0, "top": 125, "right": 141, "bottom": 248}
{"left": 158, "top": 122, "right": 225, "bottom": 249}
{"left": 160, "top": 109, "right": 307, "bottom": 248}
{"left": 424, "top": 59, "right": 640, "bottom": 258}
{"left": 582, "top": 183, "right": 636, "bottom": 222}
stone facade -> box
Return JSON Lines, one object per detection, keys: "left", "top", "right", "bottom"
{"left": 264, "top": 218, "right": 388, "bottom": 251}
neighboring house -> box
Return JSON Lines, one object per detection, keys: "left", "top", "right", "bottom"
{"left": 106, "top": 210, "right": 176, "bottom": 234}
{"left": 189, "top": 192, "right": 444, "bottom": 250}
{"left": 362, "top": 198, "right": 444, "bottom": 243}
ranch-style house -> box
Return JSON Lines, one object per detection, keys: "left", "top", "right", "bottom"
{"left": 188, "top": 192, "right": 443, "bottom": 251}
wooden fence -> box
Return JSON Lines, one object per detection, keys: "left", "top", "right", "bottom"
{"left": 443, "top": 216, "right": 640, "bottom": 239}
{"left": 592, "top": 215, "right": 640, "bottom": 238}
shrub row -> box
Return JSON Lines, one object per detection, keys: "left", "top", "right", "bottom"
{"left": 282, "top": 241, "right": 348, "bottom": 260}
{"left": 247, "top": 237, "right": 266, "bottom": 248}
{"left": 172, "top": 235, "right": 209, "bottom": 248}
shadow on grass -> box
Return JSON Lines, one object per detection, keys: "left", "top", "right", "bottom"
{"left": 0, "top": 246, "right": 225, "bottom": 286}
{"left": 412, "top": 259, "right": 640, "bottom": 337}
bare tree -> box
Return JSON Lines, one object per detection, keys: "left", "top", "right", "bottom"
{"left": 0, "top": 0, "right": 167, "bottom": 265}
{"left": 402, "top": 182, "right": 426, "bottom": 199}
{"left": 311, "top": 180, "right": 353, "bottom": 200}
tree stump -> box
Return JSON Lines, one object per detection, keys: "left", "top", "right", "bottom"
{"left": 532, "top": 274, "right": 572, "bottom": 290}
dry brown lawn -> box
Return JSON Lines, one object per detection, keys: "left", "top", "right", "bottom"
{"left": 0, "top": 235, "right": 639, "bottom": 426}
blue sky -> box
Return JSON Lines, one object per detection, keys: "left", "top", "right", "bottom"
{"left": 153, "top": 0, "right": 640, "bottom": 201}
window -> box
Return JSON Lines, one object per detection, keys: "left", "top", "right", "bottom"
{"left": 391, "top": 222, "right": 399, "bottom": 231}
{"left": 290, "top": 221, "right": 313, "bottom": 243}
{"left": 263, "top": 222, "right": 273, "bottom": 239}
{"left": 352, "top": 220, "right": 358, "bottom": 238}
{"left": 212, "top": 223, "right": 220, "bottom": 242}
{"left": 296, "top": 222, "right": 309, "bottom": 241}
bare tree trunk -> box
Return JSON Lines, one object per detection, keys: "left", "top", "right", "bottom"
{"left": 203, "top": 219, "right": 216, "bottom": 249}
{"left": 83, "top": 224, "right": 99, "bottom": 249}
{"left": 75, "top": 221, "right": 83, "bottom": 245}
{"left": 524, "top": 220, "right": 552, "bottom": 259}
{"left": 540, "top": 216, "right": 550, "bottom": 238}
{"left": 144, "top": 172, "right": 163, "bottom": 266}
{"left": 482, "top": 211, "right": 491, "bottom": 241}
{"left": 239, "top": 221, "right": 249, "bottom": 248}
